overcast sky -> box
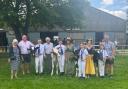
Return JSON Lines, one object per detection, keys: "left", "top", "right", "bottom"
{"left": 89, "top": 0, "right": 127, "bottom": 19}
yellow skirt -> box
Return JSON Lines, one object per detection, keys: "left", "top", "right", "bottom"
{"left": 85, "top": 55, "right": 95, "bottom": 75}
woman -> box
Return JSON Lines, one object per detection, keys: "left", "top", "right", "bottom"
{"left": 85, "top": 39, "right": 95, "bottom": 78}
{"left": 9, "top": 39, "right": 20, "bottom": 79}
{"left": 65, "top": 37, "right": 75, "bottom": 76}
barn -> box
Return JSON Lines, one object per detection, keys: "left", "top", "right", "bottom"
{"left": 1, "top": 6, "right": 127, "bottom": 47}
{"left": 27, "top": 6, "right": 126, "bottom": 46}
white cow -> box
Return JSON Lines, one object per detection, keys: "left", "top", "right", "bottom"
{"left": 51, "top": 48, "right": 60, "bottom": 76}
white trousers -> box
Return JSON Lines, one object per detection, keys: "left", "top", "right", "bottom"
{"left": 58, "top": 55, "right": 65, "bottom": 73}
{"left": 35, "top": 54, "right": 44, "bottom": 73}
{"left": 78, "top": 59, "right": 86, "bottom": 77}
{"left": 98, "top": 59, "right": 105, "bottom": 76}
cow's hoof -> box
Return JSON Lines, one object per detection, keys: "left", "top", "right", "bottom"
{"left": 51, "top": 73, "right": 53, "bottom": 76}
{"left": 56, "top": 72, "right": 58, "bottom": 75}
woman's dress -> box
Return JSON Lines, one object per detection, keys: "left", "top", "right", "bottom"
{"left": 9, "top": 47, "right": 20, "bottom": 71}
{"left": 85, "top": 47, "right": 95, "bottom": 75}
{"left": 65, "top": 44, "right": 75, "bottom": 76}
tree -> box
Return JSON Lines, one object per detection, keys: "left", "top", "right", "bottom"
{"left": 0, "top": 0, "right": 89, "bottom": 40}
{"left": 0, "top": 0, "right": 36, "bottom": 40}
{"left": 31, "top": 0, "right": 89, "bottom": 29}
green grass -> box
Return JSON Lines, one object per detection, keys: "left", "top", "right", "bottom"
{"left": 0, "top": 53, "right": 128, "bottom": 89}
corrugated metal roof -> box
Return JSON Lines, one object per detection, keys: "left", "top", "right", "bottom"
{"left": 30, "top": 6, "right": 126, "bottom": 32}
{"left": 82, "top": 6, "right": 126, "bottom": 32}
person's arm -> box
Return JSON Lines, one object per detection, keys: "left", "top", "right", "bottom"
{"left": 8, "top": 47, "right": 12, "bottom": 63}
{"left": 105, "top": 50, "right": 108, "bottom": 57}
{"left": 112, "top": 43, "right": 116, "bottom": 58}
{"left": 55, "top": 45, "right": 59, "bottom": 49}
{"left": 83, "top": 49, "right": 88, "bottom": 60}
{"left": 51, "top": 43, "right": 54, "bottom": 53}
{"left": 8, "top": 46, "right": 15, "bottom": 61}
{"left": 104, "top": 50, "right": 108, "bottom": 61}
{"left": 64, "top": 45, "right": 66, "bottom": 53}
{"left": 17, "top": 45, "right": 22, "bottom": 60}
{"left": 29, "top": 41, "right": 34, "bottom": 47}
{"left": 43, "top": 45, "right": 46, "bottom": 57}
{"left": 9, "top": 46, "right": 14, "bottom": 58}
{"left": 18, "top": 41, "right": 21, "bottom": 48}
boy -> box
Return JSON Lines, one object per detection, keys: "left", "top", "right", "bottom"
{"left": 55, "top": 40, "right": 66, "bottom": 75}
{"left": 98, "top": 42, "right": 108, "bottom": 77}
{"left": 78, "top": 42, "right": 88, "bottom": 78}
{"left": 35, "top": 39, "right": 45, "bottom": 75}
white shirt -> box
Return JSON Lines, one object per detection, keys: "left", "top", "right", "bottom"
{"left": 44, "top": 42, "right": 53, "bottom": 54}
{"left": 35, "top": 44, "right": 45, "bottom": 56}
{"left": 98, "top": 49, "right": 108, "bottom": 59}
{"left": 55, "top": 44, "right": 66, "bottom": 55}
{"left": 79, "top": 48, "right": 88, "bottom": 60}
{"left": 18, "top": 40, "right": 34, "bottom": 54}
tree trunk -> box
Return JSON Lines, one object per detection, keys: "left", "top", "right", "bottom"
{"left": 11, "top": 0, "right": 22, "bottom": 41}
{"left": 23, "top": 0, "right": 31, "bottom": 35}
{"left": 12, "top": 24, "right": 22, "bottom": 41}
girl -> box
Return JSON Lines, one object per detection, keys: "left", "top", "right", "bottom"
{"left": 85, "top": 39, "right": 95, "bottom": 78}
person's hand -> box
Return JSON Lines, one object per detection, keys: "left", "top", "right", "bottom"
{"left": 112, "top": 56, "right": 115, "bottom": 59}
{"left": 81, "top": 59, "right": 85, "bottom": 61}
{"left": 108, "top": 56, "right": 114, "bottom": 60}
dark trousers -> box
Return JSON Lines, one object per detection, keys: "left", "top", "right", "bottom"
{"left": 43, "top": 54, "right": 52, "bottom": 74}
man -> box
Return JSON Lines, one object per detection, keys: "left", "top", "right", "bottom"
{"left": 104, "top": 34, "right": 115, "bottom": 78}
{"left": 55, "top": 40, "right": 66, "bottom": 75}
{"left": 44, "top": 37, "right": 53, "bottom": 74}
{"left": 78, "top": 42, "right": 88, "bottom": 78}
{"left": 18, "top": 35, "right": 34, "bottom": 75}
{"left": 35, "top": 39, "right": 45, "bottom": 75}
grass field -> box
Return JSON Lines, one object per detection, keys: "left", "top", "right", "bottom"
{"left": 0, "top": 53, "right": 128, "bottom": 89}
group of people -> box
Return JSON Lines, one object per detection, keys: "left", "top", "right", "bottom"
{"left": 8, "top": 34, "right": 115, "bottom": 79}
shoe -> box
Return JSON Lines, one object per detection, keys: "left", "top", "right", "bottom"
{"left": 100, "top": 76, "right": 104, "bottom": 78}
{"left": 109, "top": 75, "right": 113, "bottom": 79}
{"left": 15, "top": 75, "right": 18, "bottom": 79}
{"left": 59, "top": 72, "right": 64, "bottom": 76}
{"left": 39, "top": 73, "right": 44, "bottom": 76}
{"left": 11, "top": 76, "right": 14, "bottom": 80}
{"left": 35, "top": 73, "right": 38, "bottom": 75}
{"left": 79, "top": 76, "right": 85, "bottom": 79}
{"left": 27, "top": 71, "right": 30, "bottom": 74}
{"left": 22, "top": 71, "right": 25, "bottom": 75}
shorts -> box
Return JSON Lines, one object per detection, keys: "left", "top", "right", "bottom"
{"left": 21, "top": 54, "right": 31, "bottom": 64}
{"left": 106, "top": 58, "right": 114, "bottom": 65}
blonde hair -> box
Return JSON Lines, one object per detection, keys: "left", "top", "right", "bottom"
{"left": 12, "top": 39, "right": 18, "bottom": 44}
{"left": 45, "top": 37, "right": 51, "bottom": 41}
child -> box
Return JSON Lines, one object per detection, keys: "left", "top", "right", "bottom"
{"left": 35, "top": 39, "right": 45, "bottom": 75}
{"left": 98, "top": 42, "right": 108, "bottom": 77}
{"left": 78, "top": 43, "right": 88, "bottom": 78}
{"left": 55, "top": 40, "right": 66, "bottom": 75}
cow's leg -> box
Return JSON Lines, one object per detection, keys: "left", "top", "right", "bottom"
{"left": 55, "top": 55, "right": 59, "bottom": 75}
{"left": 75, "top": 61, "right": 79, "bottom": 77}
{"left": 51, "top": 54, "right": 54, "bottom": 76}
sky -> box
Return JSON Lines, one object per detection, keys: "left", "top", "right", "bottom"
{"left": 89, "top": 0, "right": 128, "bottom": 19}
